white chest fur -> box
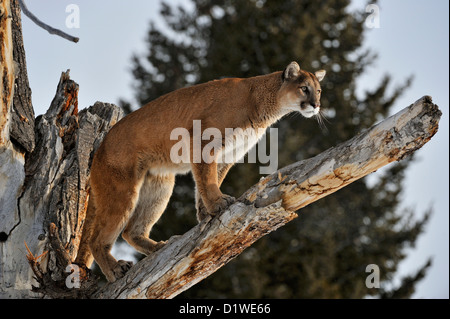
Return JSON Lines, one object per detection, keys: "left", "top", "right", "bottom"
{"left": 220, "top": 127, "right": 266, "bottom": 164}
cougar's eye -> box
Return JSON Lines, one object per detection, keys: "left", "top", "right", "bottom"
{"left": 300, "top": 86, "right": 308, "bottom": 92}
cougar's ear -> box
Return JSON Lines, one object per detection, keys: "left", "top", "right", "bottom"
{"left": 282, "top": 61, "right": 301, "bottom": 81}
{"left": 315, "top": 70, "right": 326, "bottom": 82}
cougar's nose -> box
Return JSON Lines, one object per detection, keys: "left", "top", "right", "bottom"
{"left": 314, "top": 102, "right": 320, "bottom": 109}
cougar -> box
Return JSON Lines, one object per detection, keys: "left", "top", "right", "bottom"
{"left": 74, "top": 61, "right": 326, "bottom": 282}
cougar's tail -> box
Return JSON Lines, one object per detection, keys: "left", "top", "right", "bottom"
{"left": 74, "top": 193, "right": 96, "bottom": 267}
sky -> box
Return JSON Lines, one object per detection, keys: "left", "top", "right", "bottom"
{"left": 18, "top": 0, "right": 448, "bottom": 298}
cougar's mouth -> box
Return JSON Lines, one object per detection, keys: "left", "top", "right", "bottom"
{"left": 300, "top": 103, "right": 319, "bottom": 118}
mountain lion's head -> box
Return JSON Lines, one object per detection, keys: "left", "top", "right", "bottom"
{"left": 280, "top": 61, "right": 326, "bottom": 119}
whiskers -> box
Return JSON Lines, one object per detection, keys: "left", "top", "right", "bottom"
{"left": 315, "top": 109, "right": 330, "bottom": 134}
{"left": 282, "top": 107, "right": 331, "bottom": 135}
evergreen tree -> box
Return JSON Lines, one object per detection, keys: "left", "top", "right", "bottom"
{"left": 123, "top": 0, "right": 431, "bottom": 298}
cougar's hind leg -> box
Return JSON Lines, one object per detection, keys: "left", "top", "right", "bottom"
{"left": 74, "top": 193, "right": 97, "bottom": 268}
{"left": 122, "top": 172, "right": 175, "bottom": 256}
{"left": 89, "top": 175, "right": 143, "bottom": 282}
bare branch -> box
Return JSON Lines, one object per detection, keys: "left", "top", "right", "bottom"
{"left": 18, "top": 0, "right": 79, "bottom": 43}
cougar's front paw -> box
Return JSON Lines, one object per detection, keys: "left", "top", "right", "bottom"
{"left": 196, "top": 200, "right": 210, "bottom": 222}
{"left": 111, "top": 260, "right": 133, "bottom": 281}
{"left": 154, "top": 240, "right": 167, "bottom": 251}
{"left": 210, "top": 194, "right": 236, "bottom": 216}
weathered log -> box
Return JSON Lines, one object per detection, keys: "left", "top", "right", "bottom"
{"left": 92, "top": 96, "right": 441, "bottom": 299}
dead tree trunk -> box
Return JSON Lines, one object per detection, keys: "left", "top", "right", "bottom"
{"left": 0, "top": 69, "right": 122, "bottom": 298}
{"left": 0, "top": 1, "right": 443, "bottom": 299}
{"left": 0, "top": 68, "right": 123, "bottom": 298}
{"left": 0, "top": 0, "right": 122, "bottom": 298}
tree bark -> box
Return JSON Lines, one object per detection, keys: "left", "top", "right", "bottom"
{"left": 10, "top": 0, "right": 35, "bottom": 153}
{"left": 0, "top": 1, "right": 26, "bottom": 291}
{"left": 0, "top": 69, "right": 123, "bottom": 298}
{"left": 0, "top": 1, "right": 443, "bottom": 299}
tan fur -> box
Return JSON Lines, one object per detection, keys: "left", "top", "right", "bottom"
{"left": 74, "top": 62, "right": 325, "bottom": 282}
